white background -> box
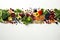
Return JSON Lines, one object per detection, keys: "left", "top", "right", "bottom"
{"left": 0, "top": 0, "right": 60, "bottom": 40}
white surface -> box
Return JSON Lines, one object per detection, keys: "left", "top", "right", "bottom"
{"left": 0, "top": 0, "right": 60, "bottom": 40}
{"left": 0, "top": 0, "right": 60, "bottom": 9}
{"left": 0, "top": 23, "right": 60, "bottom": 40}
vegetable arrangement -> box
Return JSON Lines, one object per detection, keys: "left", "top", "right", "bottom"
{"left": 0, "top": 8, "right": 60, "bottom": 25}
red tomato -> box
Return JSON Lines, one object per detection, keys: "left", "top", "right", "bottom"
{"left": 38, "top": 10, "right": 43, "bottom": 15}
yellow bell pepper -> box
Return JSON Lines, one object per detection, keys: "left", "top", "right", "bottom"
{"left": 8, "top": 16, "right": 12, "bottom": 21}
{"left": 33, "top": 12, "right": 39, "bottom": 17}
